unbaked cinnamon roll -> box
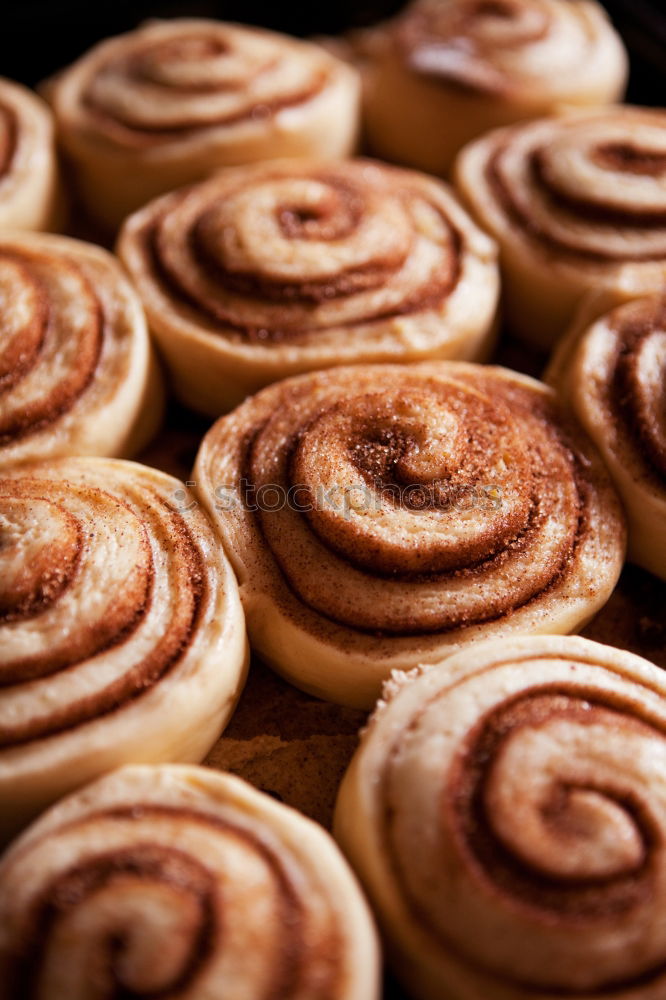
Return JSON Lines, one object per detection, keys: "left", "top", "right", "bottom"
{"left": 0, "top": 458, "right": 248, "bottom": 841}
{"left": 355, "top": 0, "right": 627, "bottom": 176}
{"left": 547, "top": 293, "right": 666, "bottom": 581}
{"left": 0, "top": 77, "right": 62, "bottom": 232}
{"left": 45, "top": 19, "right": 360, "bottom": 231}
{"left": 118, "top": 158, "right": 499, "bottom": 413}
{"left": 194, "top": 361, "right": 625, "bottom": 708}
{"left": 0, "top": 232, "right": 163, "bottom": 469}
{"left": 454, "top": 106, "right": 666, "bottom": 347}
{"left": 0, "top": 764, "right": 380, "bottom": 999}
{"left": 334, "top": 634, "right": 666, "bottom": 1000}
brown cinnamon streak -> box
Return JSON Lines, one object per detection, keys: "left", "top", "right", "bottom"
{"left": 0, "top": 500, "right": 205, "bottom": 748}
{"left": 610, "top": 301, "right": 666, "bottom": 482}
{"left": 5, "top": 805, "right": 341, "bottom": 1000}
{"left": 146, "top": 201, "right": 461, "bottom": 342}
{"left": 0, "top": 251, "right": 104, "bottom": 445}
{"left": 80, "top": 72, "right": 330, "bottom": 147}
{"left": 380, "top": 685, "right": 666, "bottom": 994}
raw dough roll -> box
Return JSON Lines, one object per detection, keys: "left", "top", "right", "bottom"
{"left": 0, "top": 232, "right": 163, "bottom": 469}
{"left": 547, "top": 293, "right": 666, "bottom": 580}
{"left": 0, "top": 77, "right": 62, "bottom": 232}
{"left": 455, "top": 106, "right": 666, "bottom": 347}
{"left": 118, "top": 158, "right": 499, "bottom": 413}
{"left": 0, "top": 458, "right": 248, "bottom": 840}
{"left": 46, "top": 19, "right": 361, "bottom": 230}
{"left": 335, "top": 634, "right": 666, "bottom": 1000}
{"left": 194, "top": 361, "right": 625, "bottom": 708}
{"left": 0, "top": 764, "right": 380, "bottom": 1000}
{"left": 356, "top": 0, "right": 627, "bottom": 175}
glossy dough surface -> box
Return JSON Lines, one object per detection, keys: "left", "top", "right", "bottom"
{"left": 0, "top": 458, "right": 248, "bottom": 840}
{"left": 194, "top": 361, "right": 625, "bottom": 707}
{"left": 0, "top": 764, "right": 380, "bottom": 1000}
{"left": 335, "top": 634, "right": 666, "bottom": 1000}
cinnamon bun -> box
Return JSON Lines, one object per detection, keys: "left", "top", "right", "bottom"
{"left": 46, "top": 19, "right": 360, "bottom": 230}
{"left": 0, "top": 458, "right": 248, "bottom": 840}
{"left": 0, "top": 232, "right": 163, "bottom": 469}
{"left": 356, "top": 0, "right": 627, "bottom": 175}
{"left": 0, "top": 77, "right": 62, "bottom": 232}
{"left": 194, "top": 361, "right": 625, "bottom": 707}
{"left": 455, "top": 106, "right": 666, "bottom": 347}
{"left": 0, "top": 764, "right": 380, "bottom": 999}
{"left": 118, "top": 158, "right": 499, "bottom": 413}
{"left": 335, "top": 634, "right": 666, "bottom": 1000}
{"left": 547, "top": 293, "right": 666, "bottom": 580}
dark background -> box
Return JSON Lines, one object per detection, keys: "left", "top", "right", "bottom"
{"left": 1, "top": 0, "right": 664, "bottom": 104}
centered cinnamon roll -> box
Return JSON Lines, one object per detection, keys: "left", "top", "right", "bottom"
{"left": 0, "top": 458, "right": 248, "bottom": 841}
{"left": 547, "top": 293, "right": 666, "bottom": 581}
{"left": 334, "top": 635, "right": 666, "bottom": 1000}
{"left": 0, "top": 77, "right": 62, "bottom": 232}
{"left": 0, "top": 764, "right": 380, "bottom": 1000}
{"left": 0, "top": 232, "right": 163, "bottom": 469}
{"left": 194, "top": 362, "right": 625, "bottom": 707}
{"left": 118, "top": 158, "right": 499, "bottom": 413}
{"left": 353, "top": 0, "right": 627, "bottom": 175}
{"left": 45, "top": 19, "right": 360, "bottom": 230}
{"left": 455, "top": 106, "right": 666, "bottom": 347}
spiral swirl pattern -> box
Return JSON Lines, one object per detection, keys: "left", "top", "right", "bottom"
{"left": 0, "top": 233, "right": 163, "bottom": 469}
{"left": 0, "top": 459, "right": 247, "bottom": 840}
{"left": 335, "top": 635, "right": 666, "bottom": 1000}
{"left": 547, "top": 293, "right": 666, "bottom": 580}
{"left": 0, "top": 77, "right": 61, "bottom": 232}
{"left": 46, "top": 19, "right": 360, "bottom": 229}
{"left": 0, "top": 765, "right": 379, "bottom": 1000}
{"left": 455, "top": 107, "right": 666, "bottom": 345}
{"left": 119, "top": 159, "right": 499, "bottom": 413}
{"left": 356, "top": 0, "right": 626, "bottom": 175}
{"left": 395, "top": 0, "right": 625, "bottom": 98}
{"left": 194, "top": 362, "right": 625, "bottom": 707}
